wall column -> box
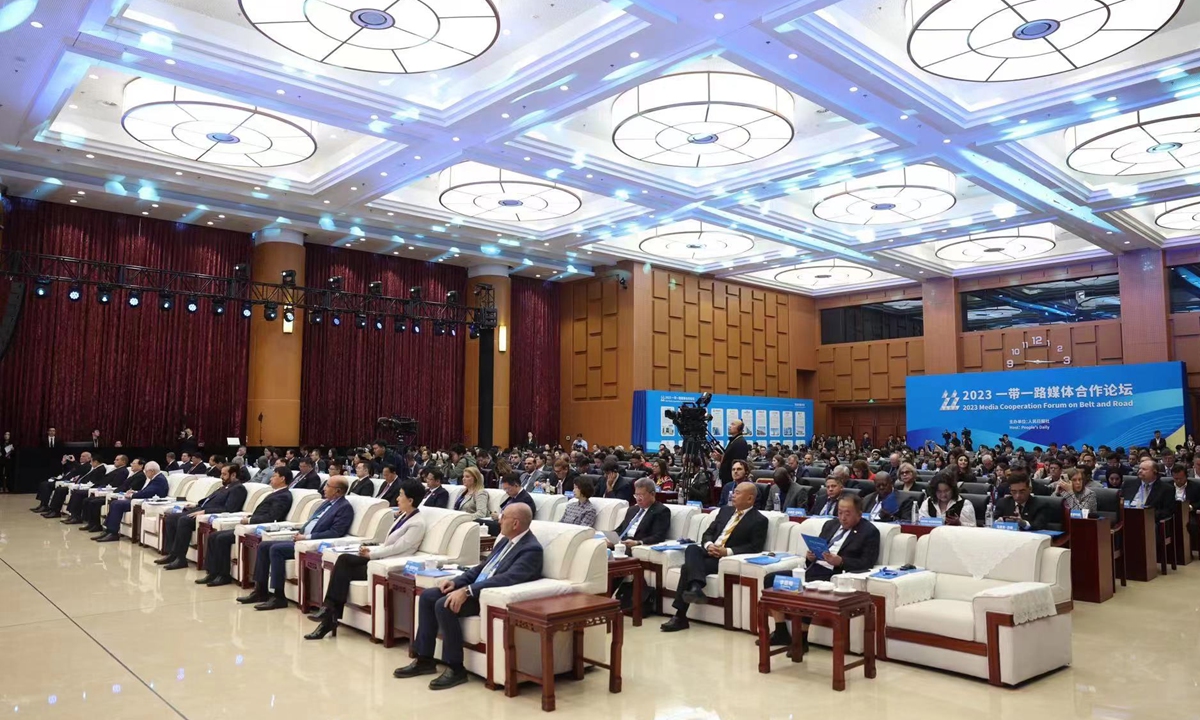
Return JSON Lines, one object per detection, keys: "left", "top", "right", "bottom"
{"left": 246, "top": 228, "right": 305, "bottom": 446}
{"left": 465, "top": 265, "right": 511, "bottom": 449}
{"left": 1118, "top": 249, "right": 1170, "bottom": 364}
{"left": 922, "top": 277, "right": 962, "bottom": 375}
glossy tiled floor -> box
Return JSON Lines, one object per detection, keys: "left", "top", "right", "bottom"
{"left": 2, "top": 494, "right": 1198, "bottom": 720}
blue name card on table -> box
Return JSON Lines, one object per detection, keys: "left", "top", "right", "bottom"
{"left": 317, "top": 542, "right": 333, "bottom": 553}
{"left": 404, "top": 561, "right": 423, "bottom": 576}
{"left": 772, "top": 575, "right": 802, "bottom": 592}
{"left": 564, "top": 491, "right": 575, "bottom": 499}
{"left": 416, "top": 569, "right": 455, "bottom": 578}
{"left": 1069, "top": 509, "right": 1083, "bottom": 519}
{"left": 918, "top": 516, "right": 944, "bottom": 526}
{"left": 687, "top": 500, "right": 702, "bottom": 508}
{"left": 532, "top": 487, "right": 545, "bottom": 494}
{"left": 786, "top": 508, "right": 807, "bottom": 517}
{"left": 994, "top": 521, "right": 1020, "bottom": 531}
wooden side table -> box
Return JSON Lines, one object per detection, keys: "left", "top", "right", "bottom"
{"left": 132, "top": 504, "right": 145, "bottom": 546}
{"left": 1123, "top": 506, "right": 1158, "bottom": 582}
{"left": 757, "top": 589, "right": 876, "bottom": 691}
{"left": 383, "top": 569, "right": 420, "bottom": 651}
{"left": 1068, "top": 516, "right": 1113, "bottom": 603}
{"left": 238, "top": 534, "right": 262, "bottom": 589}
{"left": 480, "top": 535, "right": 497, "bottom": 554}
{"left": 505, "top": 593, "right": 623, "bottom": 712}
{"left": 196, "top": 521, "right": 212, "bottom": 568}
{"left": 298, "top": 550, "right": 324, "bottom": 612}
{"left": 606, "top": 556, "right": 644, "bottom": 626}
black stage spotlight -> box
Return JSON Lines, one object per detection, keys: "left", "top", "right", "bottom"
{"left": 331, "top": 312, "right": 342, "bottom": 327}
{"left": 309, "top": 310, "right": 323, "bottom": 325}
{"left": 468, "top": 323, "right": 479, "bottom": 340}
{"left": 67, "top": 284, "right": 82, "bottom": 302}
{"left": 241, "top": 301, "right": 253, "bottom": 318}
{"left": 212, "top": 298, "right": 226, "bottom": 316}
{"left": 264, "top": 303, "right": 278, "bottom": 321}
{"left": 185, "top": 296, "right": 199, "bottom": 313}
{"left": 97, "top": 286, "right": 113, "bottom": 305}
{"left": 281, "top": 269, "right": 296, "bottom": 287}
{"left": 449, "top": 323, "right": 457, "bottom": 338}
{"left": 233, "top": 264, "right": 250, "bottom": 281}
{"left": 393, "top": 315, "right": 406, "bottom": 333}
{"left": 368, "top": 281, "right": 383, "bottom": 296}
{"left": 433, "top": 321, "right": 446, "bottom": 337}
{"left": 328, "top": 275, "right": 343, "bottom": 291}
{"left": 33, "top": 278, "right": 51, "bottom": 298}
{"left": 159, "top": 292, "right": 175, "bottom": 311}
{"left": 128, "top": 289, "right": 142, "bottom": 308}
{"left": 283, "top": 306, "right": 295, "bottom": 323}
{"left": 373, "top": 316, "right": 384, "bottom": 331}
{"left": 411, "top": 319, "right": 421, "bottom": 334}
{"left": 355, "top": 313, "right": 368, "bottom": 329}
{"left": 409, "top": 286, "right": 422, "bottom": 300}
{"left": 446, "top": 290, "right": 460, "bottom": 305}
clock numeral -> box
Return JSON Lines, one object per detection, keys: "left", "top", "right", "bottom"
{"left": 1011, "top": 348, "right": 1021, "bottom": 356}
{"left": 1062, "top": 356, "right": 1071, "bottom": 365}
{"left": 1032, "top": 335, "right": 1044, "bottom": 345}
{"left": 1006, "top": 359, "right": 1015, "bottom": 368}
{"left": 1056, "top": 345, "right": 1063, "bottom": 353}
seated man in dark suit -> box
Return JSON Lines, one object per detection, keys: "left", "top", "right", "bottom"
{"left": 374, "top": 464, "right": 402, "bottom": 505}
{"left": 82, "top": 458, "right": 145, "bottom": 533}
{"left": 489, "top": 472, "right": 536, "bottom": 528}
{"left": 33, "top": 452, "right": 92, "bottom": 515}
{"left": 158, "top": 464, "right": 248, "bottom": 570}
{"left": 599, "top": 459, "right": 634, "bottom": 503}
{"left": 1170, "top": 462, "right": 1200, "bottom": 537}
{"left": 44, "top": 455, "right": 109, "bottom": 518}
{"left": 994, "top": 472, "right": 1053, "bottom": 530}
{"left": 188, "top": 454, "right": 210, "bottom": 477}
{"left": 420, "top": 467, "right": 450, "bottom": 508}
{"left": 662, "top": 481, "right": 768, "bottom": 632}
{"left": 95, "top": 461, "right": 170, "bottom": 542}
{"left": 610, "top": 478, "right": 670, "bottom": 549}
{"left": 394, "top": 503, "right": 542, "bottom": 690}
{"left": 195, "top": 470, "right": 293, "bottom": 587}
{"left": 63, "top": 455, "right": 130, "bottom": 524}
{"left": 164, "top": 453, "right": 180, "bottom": 472}
{"left": 204, "top": 455, "right": 225, "bottom": 478}
{"left": 237, "top": 476, "right": 353, "bottom": 610}
{"left": 289, "top": 459, "right": 322, "bottom": 490}
{"left": 861, "top": 471, "right": 911, "bottom": 523}
{"left": 348, "top": 461, "right": 376, "bottom": 496}
{"left": 763, "top": 467, "right": 808, "bottom": 513}
{"left": 1121, "top": 459, "right": 1174, "bottom": 521}
{"left": 718, "top": 460, "right": 752, "bottom": 506}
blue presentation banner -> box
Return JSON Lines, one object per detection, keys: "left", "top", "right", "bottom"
{"left": 633, "top": 391, "right": 814, "bottom": 452}
{"left": 906, "top": 362, "right": 1188, "bottom": 450}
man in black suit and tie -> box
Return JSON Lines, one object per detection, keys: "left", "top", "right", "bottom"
{"left": 195, "top": 470, "right": 293, "bottom": 587}
{"left": 1121, "top": 459, "right": 1174, "bottom": 521}
{"left": 164, "top": 453, "right": 180, "bottom": 472}
{"left": 81, "top": 459, "right": 145, "bottom": 532}
{"left": 861, "top": 471, "right": 912, "bottom": 523}
{"left": 349, "top": 461, "right": 376, "bottom": 496}
{"left": 662, "top": 481, "right": 768, "bottom": 632}
{"left": 395, "top": 503, "right": 542, "bottom": 690}
{"left": 374, "top": 464, "right": 402, "bottom": 505}
{"left": 420, "top": 468, "right": 450, "bottom": 508}
{"left": 1170, "top": 463, "right": 1200, "bottom": 537}
{"left": 611, "top": 479, "right": 671, "bottom": 549}
{"left": 483, "top": 473, "right": 536, "bottom": 535}
{"left": 158, "top": 464, "right": 249, "bottom": 570}
{"left": 32, "top": 451, "right": 89, "bottom": 512}
{"left": 63, "top": 455, "right": 130, "bottom": 524}
{"left": 44, "top": 455, "right": 107, "bottom": 518}
{"left": 44, "top": 427, "right": 58, "bottom": 449}
{"left": 600, "top": 459, "right": 634, "bottom": 503}
{"left": 994, "top": 472, "right": 1054, "bottom": 530}
{"left": 289, "top": 459, "right": 322, "bottom": 490}
{"left": 1149, "top": 430, "right": 1168, "bottom": 454}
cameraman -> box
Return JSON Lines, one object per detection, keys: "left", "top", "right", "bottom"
{"left": 713, "top": 419, "right": 749, "bottom": 501}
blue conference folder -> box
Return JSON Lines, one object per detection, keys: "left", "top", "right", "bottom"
{"left": 801, "top": 534, "right": 831, "bottom": 557}
{"left": 746, "top": 553, "right": 794, "bottom": 566}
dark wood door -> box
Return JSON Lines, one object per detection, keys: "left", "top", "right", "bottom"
{"left": 830, "top": 405, "right": 906, "bottom": 447}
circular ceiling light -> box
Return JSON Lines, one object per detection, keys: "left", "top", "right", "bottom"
{"left": 1155, "top": 198, "right": 1200, "bottom": 230}
{"left": 934, "top": 223, "right": 1057, "bottom": 264}
{"left": 611, "top": 71, "right": 794, "bottom": 167}
{"left": 121, "top": 78, "right": 316, "bottom": 167}
{"left": 438, "top": 162, "right": 581, "bottom": 222}
{"left": 239, "top": 0, "right": 499, "bottom": 74}
{"left": 774, "top": 260, "right": 875, "bottom": 290}
{"left": 905, "top": 0, "right": 1182, "bottom": 82}
{"left": 1065, "top": 98, "right": 1200, "bottom": 176}
{"left": 812, "top": 164, "right": 956, "bottom": 225}
{"left": 636, "top": 221, "right": 756, "bottom": 261}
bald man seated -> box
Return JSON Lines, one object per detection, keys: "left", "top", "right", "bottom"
{"left": 236, "top": 476, "right": 354, "bottom": 611}
{"left": 394, "top": 503, "right": 543, "bottom": 691}
{"left": 661, "top": 481, "right": 768, "bottom": 632}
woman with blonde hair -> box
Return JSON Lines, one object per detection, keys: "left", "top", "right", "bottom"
{"left": 454, "top": 465, "right": 491, "bottom": 519}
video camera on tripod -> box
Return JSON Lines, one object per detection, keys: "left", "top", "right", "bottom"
{"left": 663, "top": 392, "right": 723, "bottom": 503}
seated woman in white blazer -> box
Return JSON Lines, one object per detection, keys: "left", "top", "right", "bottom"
{"left": 453, "top": 466, "right": 491, "bottom": 519}
{"left": 305, "top": 480, "right": 428, "bottom": 639}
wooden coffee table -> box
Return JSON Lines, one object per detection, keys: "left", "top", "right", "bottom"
{"left": 505, "top": 593, "right": 623, "bottom": 712}
{"left": 757, "top": 588, "right": 876, "bottom": 691}
{"left": 382, "top": 569, "right": 421, "bottom": 651}
{"left": 606, "top": 556, "right": 644, "bottom": 626}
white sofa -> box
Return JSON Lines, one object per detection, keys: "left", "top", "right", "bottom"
{"left": 331, "top": 507, "right": 482, "bottom": 642}
{"left": 186, "top": 483, "right": 275, "bottom": 564}
{"left": 414, "top": 521, "right": 607, "bottom": 688}
{"left": 139, "top": 477, "right": 223, "bottom": 550}
{"left": 631, "top": 504, "right": 699, "bottom": 615}
{"left": 531, "top": 493, "right": 567, "bottom": 522}
{"left": 589, "top": 498, "right": 629, "bottom": 532}
{"left": 285, "top": 495, "right": 393, "bottom": 607}
{"left": 106, "top": 473, "right": 200, "bottom": 540}
{"left": 868, "top": 526, "right": 1072, "bottom": 686}
{"left": 231, "top": 489, "right": 323, "bottom": 585}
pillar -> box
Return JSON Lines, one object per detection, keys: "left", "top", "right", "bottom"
{"left": 1118, "top": 249, "right": 1170, "bottom": 365}
{"left": 922, "top": 277, "right": 962, "bottom": 376}
{"left": 465, "top": 265, "right": 511, "bottom": 449}
{"left": 246, "top": 228, "right": 305, "bottom": 446}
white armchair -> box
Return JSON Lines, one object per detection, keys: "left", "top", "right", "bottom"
{"left": 589, "top": 498, "right": 629, "bottom": 532}
{"left": 531, "top": 493, "right": 567, "bottom": 521}
{"left": 442, "top": 484, "right": 466, "bottom": 508}
{"left": 102, "top": 472, "right": 195, "bottom": 535}
{"left": 415, "top": 521, "right": 607, "bottom": 688}
{"left": 868, "top": 526, "right": 1072, "bottom": 686}
{"left": 186, "top": 483, "right": 275, "bottom": 564}
{"left": 285, "top": 495, "right": 391, "bottom": 607}
{"left": 231, "top": 489, "right": 323, "bottom": 585}
{"left": 333, "top": 507, "right": 481, "bottom": 641}
{"left": 139, "top": 477, "right": 222, "bottom": 550}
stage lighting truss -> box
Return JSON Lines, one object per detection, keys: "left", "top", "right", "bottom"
{"left": 636, "top": 220, "right": 756, "bottom": 262}
{"left": 121, "top": 77, "right": 318, "bottom": 168}
{"left": 611, "top": 71, "right": 794, "bottom": 168}
{"left": 812, "top": 164, "right": 957, "bottom": 226}
{"left": 1065, "top": 97, "right": 1200, "bottom": 176}
{"left": 438, "top": 163, "right": 582, "bottom": 222}
{"left": 934, "top": 223, "right": 1057, "bottom": 264}
{"left": 239, "top": 0, "right": 500, "bottom": 74}
{"left": 905, "top": 0, "right": 1182, "bottom": 83}
{"left": 1156, "top": 198, "right": 1200, "bottom": 231}
{"left": 773, "top": 260, "right": 876, "bottom": 290}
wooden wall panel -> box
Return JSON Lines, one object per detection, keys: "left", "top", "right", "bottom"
{"left": 1169, "top": 313, "right": 1200, "bottom": 392}
{"left": 956, "top": 259, "right": 1118, "bottom": 293}
{"left": 648, "top": 269, "right": 796, "bottom": 398}
{"left": 561, "top": 275, "right": 630, "bottom": 443}
{"left": 958, "top": 320, "right": 1122, "bottom": 372}
{"left": 816, "top": 338, "right": 924, "bottom": 405}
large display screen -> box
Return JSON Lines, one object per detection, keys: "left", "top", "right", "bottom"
{"left": 633, "top": 391, "right": 814, "bottom": 451}
{"left": 906, "top": 362, "right": 1188, "bottom": 450}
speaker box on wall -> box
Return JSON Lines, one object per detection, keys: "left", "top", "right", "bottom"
{"left": 0, "top": 280, "right": 25, "bottom": 362}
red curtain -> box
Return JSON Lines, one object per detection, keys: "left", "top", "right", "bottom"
{"left": 509, "top": 276, "right": 560, "bottom": 447}
{"left": 300, "top": 244, "right": 467, "bottom": 449}
{"left": 0, "top": 198, "right": 252, "bottom": 446}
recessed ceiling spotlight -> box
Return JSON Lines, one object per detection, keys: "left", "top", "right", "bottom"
{"left": 370, "top": 114, "right": 379, "bottom": 120}
{"left": 788, "top": 53, "right": 797, "bottom": 60}
{"left": 900, "top": 114, "right": 909, "bottom": 120}
{"left": 350, "top": 186, "right": 358, "bottom": 190}
{"left": 523, "top": 156, "right": 531, "bottom": 161}
{"left": 76, "top": 190, "right": 85, "bottom": 195}
{"left": 1107, "top": 96, "right": 1117, "bottom": 102}
{"left": 85, "top": 153, "right": 95, "bottom": 158}
{"left": 1019, "top": 119, "right": 1028, "bottom": 124}
{"left": 408, "top": 245, "right": 415, "bottom": 249}
{"left": 387, "top": 212, "right": 394, "bottom": 216}
{"left": 324, "top": 200, "right": 330, "bottom": 203}
{"left": 713, "top": 12, "right": 724, "bottom": 20}
{"left": 501, "top": 113, "right": 509, "bottom": 118}
{"left": 849, "top": 86, "right": 858, "bottom": 92}
{"left": 630, "top": 51, "right": 640, "bottom": 58}
{"left": 176, "top": 171, "right": 183, "bottom": 175}
{"left": 141, "top": 211, "right": 148, "bottom": 214}
{"left": 544, "top": 242, "right": 550, "bottom": 246}
{"left": 393, "top": 251, "right": 398, "bottom": 254}
{"left": 380, "top": 171, "right": 388, "bottom": 176}
{"left": 89, "top": 74, "right": 99, "bottom": 80}
{"left": 276, "top": 89, "right": 285, "bottom": 95}
{"left": 70, "top": 199, "right": 78, "bottom": 204}
{"left": 165, "top": 58, "right": 175, "bottom": 65}
{"left": 943, "top": 138, "right": 951, "bottom": 143}
{"left": 68, "top": 104, "right": 78, "bottom": 109}
{"left": 1124, "top": 240, "right": 1131, "bottom": 244}
{"left": 586, "top": 174, "right": 593, "bottom": 178}
{"left": 152, "top": 204, "right": 159, "bottom": 207}
{"left": 559, "top": 85, "right": 569, "bottom": 91}
{"left": 254, "top": 186, "right": 261, "bottom": 190}
{"left": 535, "top": 274, "right": 541, "bottom": 278}
{"left": 207, "top": 221, "right": 213, "bottom": 225}
{"left": 452, "top": 136, "right": 460, "bottom": 141}
{"left": 218, "top": 214, "right": 225, "bottom": 218}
